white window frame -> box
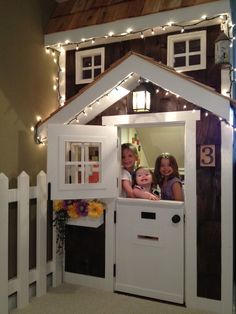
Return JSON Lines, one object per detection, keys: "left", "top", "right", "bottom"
{"left": 75, "top": 47, "right": 105, "bottom": 84}
{"left": 167, "top": 30, "right": 206, "bottom": 72}
{"left": 47, "top": 124, "right": 118, "bottom": 200}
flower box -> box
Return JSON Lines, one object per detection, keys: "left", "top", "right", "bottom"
{"left": 67, "top": 214, "right": 104, "bottom": 228}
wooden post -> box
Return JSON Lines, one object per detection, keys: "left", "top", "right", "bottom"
{"left": 0, "top": 173, "right": 9, "bottom": 314}
{"left": 17, "top": 171, "right": 29, "bottom": 308}
{"left": 36, "top": 171, "right": 47, "bottom": 297}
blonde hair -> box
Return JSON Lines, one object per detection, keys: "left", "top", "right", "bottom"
{"left": 121, "top": 143, "right": 138, "bottom": 158}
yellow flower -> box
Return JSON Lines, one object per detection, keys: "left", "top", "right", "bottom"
{"left": 53, "top": 200, "right": 64, "bottom": 212}
{"left": 88, "top": 201, "right": 104, "bottom": 218}
{"left": 67, "top": 203, "right": 80, "bottom": 218}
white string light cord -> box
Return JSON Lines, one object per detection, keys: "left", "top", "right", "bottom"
{"left": 32, "top": 13, "right": 236, "bottom": 143}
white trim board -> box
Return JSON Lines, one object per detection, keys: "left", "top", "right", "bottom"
{"left": 38, "top": 53, "right": 231, "bottom": 140}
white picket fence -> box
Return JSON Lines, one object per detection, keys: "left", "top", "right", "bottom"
{"left": 0, "top": 171, "right": 61, "bottom": 314}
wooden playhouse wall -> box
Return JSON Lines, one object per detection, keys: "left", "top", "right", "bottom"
{"left": 64, "top": 24, "right": 222, "bottom": 300}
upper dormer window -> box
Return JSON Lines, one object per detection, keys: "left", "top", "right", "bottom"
{"left": 75, "top": 47, "right": 105, "bottom": 84}
{"left": 167, "top": 31, "right": 206, "bottom": 72}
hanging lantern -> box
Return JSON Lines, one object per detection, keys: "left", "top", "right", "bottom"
{"left": 215, "top": 31, "right": 230, "bottom": 65}
{"left": 132, "top": 84, "right": 151, "bottom": 112}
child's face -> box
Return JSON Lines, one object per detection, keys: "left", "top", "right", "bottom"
{"left": 159, "top": 158, "right": 173, "bottom": 177}
{"left": 135, "top": 168, "right": 152, "bottom": 186}
{"left": 122, "top": 148, "right": 137, "bottom": 171}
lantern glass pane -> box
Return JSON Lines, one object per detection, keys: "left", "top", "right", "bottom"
{"left": 132, "top": 90, "right": 150, "bottom": 112}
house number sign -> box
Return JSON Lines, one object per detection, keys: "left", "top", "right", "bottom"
{"left": 200, "top": 145, "right": 215, "bottom": 167}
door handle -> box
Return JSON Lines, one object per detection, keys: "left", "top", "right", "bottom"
{"left": 172, "top": 215, "right": 181, "bottom": 223}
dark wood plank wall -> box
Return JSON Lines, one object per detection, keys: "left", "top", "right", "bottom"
{"left": 65, "top": 24, "right": 222, "bottom": 300}
{"left": 197, "top": 112, "right": 221, "bottom": 300}
{"left": 47, "top": 0, "right": 218, "bottom": 33}
{"left": 66, "top": 25, "right": 221, "bottom": 99}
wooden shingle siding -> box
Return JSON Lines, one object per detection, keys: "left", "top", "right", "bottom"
{"left": 46, "top": 0, "right": 219, "bottom": 33}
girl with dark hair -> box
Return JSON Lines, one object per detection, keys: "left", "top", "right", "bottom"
{"left": 154, "top": 153, "right": 184, "bottom": 201}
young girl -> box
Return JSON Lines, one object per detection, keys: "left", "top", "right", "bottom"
{"left": 133, "top": 166, "right": 160, "bottom": 200}
{"left": 121, "top": 143, "right": 139, "bottom": 198}
{"left": 154, "top": 153, "right": 184, "bottom": 201}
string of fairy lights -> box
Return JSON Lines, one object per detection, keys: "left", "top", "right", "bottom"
{"left": 32, "top": 12, "right": 236, "bottom": 144}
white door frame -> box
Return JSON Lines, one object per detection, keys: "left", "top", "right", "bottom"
{"left": 103, "top": 110, "right": 200, "bottom": 307}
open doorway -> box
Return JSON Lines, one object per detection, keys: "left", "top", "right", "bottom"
{"left": 120, "top": 125, "right": 185, "bottom": 180}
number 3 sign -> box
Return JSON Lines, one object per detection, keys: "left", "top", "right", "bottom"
{"left": 200, "top": 145, "right": 215, "bottom": 167}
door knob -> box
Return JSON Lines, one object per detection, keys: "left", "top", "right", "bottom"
{"left": 172, "top": 215, "right": 181, "bottom": 223}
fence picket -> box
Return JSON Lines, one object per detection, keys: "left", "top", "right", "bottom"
{"left": 17, "top": 171, "right": 30, "bottom": 308}
{"left": 0, "top": 173, "right": 9, "bottom": 314}
{"left": 36, "top": 171, "right": 47, "bottom": 297}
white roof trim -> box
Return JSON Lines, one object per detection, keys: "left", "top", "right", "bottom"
{"left": 45, "top": 0, "right": 230, "bottom": 47}
{"left": 38, "top": 53, "right": 231, "bottom": 139}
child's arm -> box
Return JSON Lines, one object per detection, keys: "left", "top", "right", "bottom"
{"left": 172, "top": 182, "right": 184, "bottom": 201}
{"left": 122, "top": 179, "right": 134, "bottom": 198}
{"left": 133, "top": 187, "right": 159, "bottom": 200}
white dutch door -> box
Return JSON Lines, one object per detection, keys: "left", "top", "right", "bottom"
{"left": 115, "top": 197, "right": 184, "bottom": 304}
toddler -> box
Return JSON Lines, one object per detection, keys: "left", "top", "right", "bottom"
{"left": 133, "top": 166, "right": 159, "bottom": 200}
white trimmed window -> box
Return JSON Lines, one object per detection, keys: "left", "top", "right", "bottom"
{"left": 75, "top": 47, "right": 105, "bottom": 84}
{"left": 167, "top": 31, "right": 206, "bottom": 72}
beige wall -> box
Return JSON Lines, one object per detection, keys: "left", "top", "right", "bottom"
{"left": 0, "top": 0, "right": 57, "bottom": 186}
{"left": 121, "top": 126, "right": 185, "bottom": 170}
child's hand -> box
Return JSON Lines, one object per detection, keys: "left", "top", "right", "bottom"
{"left": 144, "top": 191, "right": 159, "bottom": 200}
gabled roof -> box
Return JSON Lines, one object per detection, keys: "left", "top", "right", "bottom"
{"left": 45, "top": 0, "right": 229, "bottom": 48}
{"left": 38, "top": 51, "right": 234, "bottom": 140}
{"left": 47, "top": 0, "right": 218, "bottom": 33}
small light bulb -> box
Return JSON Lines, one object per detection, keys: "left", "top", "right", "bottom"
{"left": 30, "top": 126, "right": 34, "bottom": 132}
{"left": 201, "top": 15, "right": 207, "bottom": 20}
{"left": 36, "top": 115, "right": 42, "bottom": 122}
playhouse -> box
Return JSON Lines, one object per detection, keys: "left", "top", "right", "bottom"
{"left": 37, "top": 1, "right": 235, "bottom": 313}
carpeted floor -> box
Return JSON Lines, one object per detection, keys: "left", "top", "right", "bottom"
{"left": 10, "top": 283, "right": 216, "bottom": 314}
